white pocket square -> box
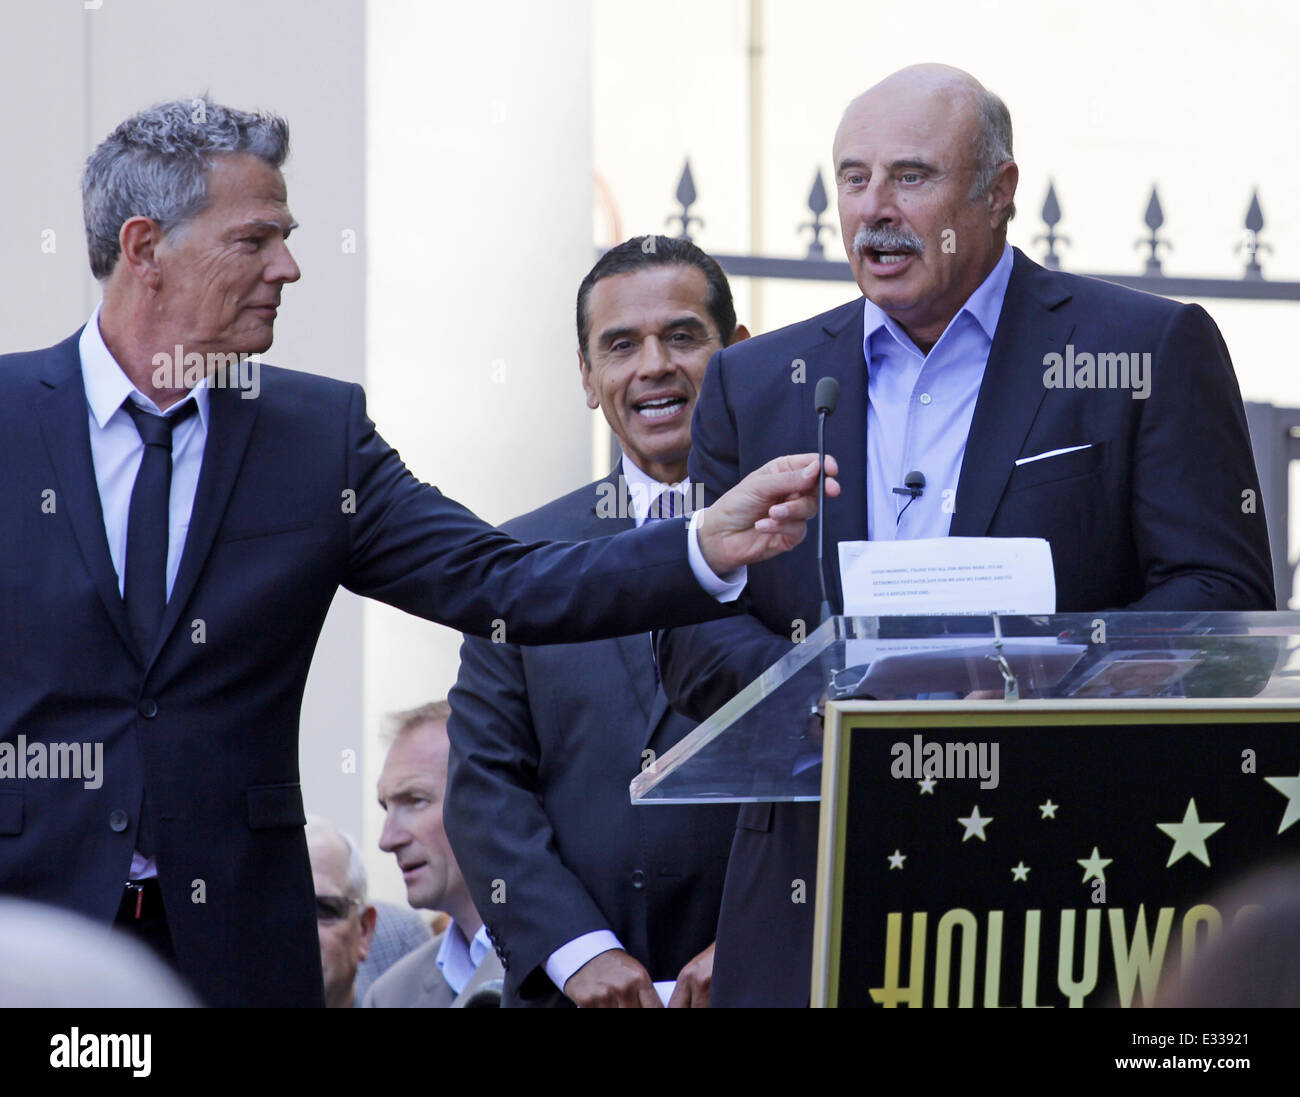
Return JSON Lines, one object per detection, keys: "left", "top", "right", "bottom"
{"left": 1015, "top": 444, "right": 1094, "bottom": 467}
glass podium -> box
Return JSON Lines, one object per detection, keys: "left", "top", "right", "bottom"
{"left": 631, "top": 612, "right": 1300, "bottom": 1006}
{"left": 630, "top": 612, "right": 1300, "bottom": 805}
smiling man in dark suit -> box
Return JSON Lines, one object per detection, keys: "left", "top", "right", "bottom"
{"left": 659, "top": 63, "right": 1275, "bottom": 1007}
{"left": 0, "top": 99, "right": 835, "bottom": 1007}
{"left": 446, "top": 236, "right": 748, "bottom": 1008}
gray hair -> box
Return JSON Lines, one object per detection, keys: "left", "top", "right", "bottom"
{"left": 81, "top": 96, "right": 290, "bottom": 279}
{"left": 306, "top": 815, "right": 369, "bottom": 904}
{"left": 969, "top": 87, "right": 1015, "bottom": 224}
{"left": 339, "top": 828, "right": 368, "bottom": 904}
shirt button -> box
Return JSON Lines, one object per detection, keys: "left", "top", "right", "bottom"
{"left": 139, "top": 699, "right": 158, "bottom": 718}
{"left": 919, "top": 392, "right": 932, "bottom": 405}
{"left": 109, "top": 810, "right": 129, "bottom": 832}
{"left": 630, "top": 869, "right": 646, "bottom": 890}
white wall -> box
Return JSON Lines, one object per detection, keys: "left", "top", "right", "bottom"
{"left": 364, "top": 0, "right": 594, "bottom": 904}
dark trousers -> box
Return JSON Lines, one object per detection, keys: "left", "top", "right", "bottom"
{"left": 712, "top": 801, "right": 820, "bottom": 1007}
{"left": 113, "top": 878, "right": 178, "bottom": 970}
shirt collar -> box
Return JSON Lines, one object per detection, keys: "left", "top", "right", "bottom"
{"left": 79, "top": 302, "right": 211, "bottom": 428}
{"left": 619, "top": 454, "right": 691, "bottom": 527}
{"left": 434, "top": 919, "right": 492, "bottom": 994}
{"left": 862, "top": 242, "right": 1014, "bottom": 357}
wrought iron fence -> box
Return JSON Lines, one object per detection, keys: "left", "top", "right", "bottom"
{"left": 662, "top": 159, "right": 1300, "bottom": 300}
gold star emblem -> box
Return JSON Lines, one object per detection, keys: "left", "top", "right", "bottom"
{"left": 1077, "top": 846, "right": 1112, "bottom": 884}
{"left": 957, "top": 805, "right": 992, "bottom": 842}
{"left": 1039, "top": 799, "right": 1058, "bottom": 819}
{"left": 1156, "top": 798, "right": 1225, "bottom": 867}
{"left": 1264, "top": 770, "right": 1300, "bottom": 834}
{"left": 1011, "top": 861, "right": 1030, "bottom": 882}
{"left": 887, "top": 849, "right": 906, "bottom": 870}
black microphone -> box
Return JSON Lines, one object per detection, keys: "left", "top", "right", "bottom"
{"left": 893, "top": 469, "right": 925, "bottom": 524}
{"left": 892, "top": 470, "right": 925, "bottom": 498}
{"left": 814, "top": 377, "right": 840, "bottom": 624}
{"left": 815, "top": 376, "right": 840, "bottom": 417}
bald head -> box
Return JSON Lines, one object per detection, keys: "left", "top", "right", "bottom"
{"left": 836, "top": 64, "right": 1013, "bottom": 214}
{"left": 832, "top": 64, "right": 1018, "bottom": 351}
{"left": 305, "top": 815, "right": 375, "bottom": 1008}
{"left": 838, "top": 64, "right": 985, "bottom": 136}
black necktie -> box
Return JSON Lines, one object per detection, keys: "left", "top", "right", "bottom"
{"left": 122, "top": 398, "right": 197, "bottom": 657}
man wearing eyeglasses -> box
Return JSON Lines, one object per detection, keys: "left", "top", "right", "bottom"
{"left": 306, "top": 817, "right": 377, "bottom": 1009}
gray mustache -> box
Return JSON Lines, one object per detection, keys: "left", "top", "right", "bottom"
{"left": 853, "top": 224, "right": 924, "bottom": 256}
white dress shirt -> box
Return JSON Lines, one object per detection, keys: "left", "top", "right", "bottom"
{"left": 79, "top": 304, "right": 209, "bottom": 879}
{"left": 79, "top": 304, "right": 210, "bottom": 596}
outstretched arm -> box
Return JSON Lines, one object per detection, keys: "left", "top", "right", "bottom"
{"left": 342, "top": 380, "right": 838, "bottom": 644}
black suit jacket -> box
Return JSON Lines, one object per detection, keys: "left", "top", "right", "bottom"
{"left": 0, "top": 331, "right": 727, "bottom": 1007}
{"left": 445, "top": 472, "right": 736, "bottom": 1006}
{"left": 660, "top": 248, "right": 1275, "bottom": 1006}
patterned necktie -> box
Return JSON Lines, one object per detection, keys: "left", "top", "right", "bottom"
{"left": 122, "top": 397, "right": 198, "bottom": 657}
{"left": 648, "top": 488, "right": 687, "bottom": 522}
{"left": 645, "top": 488, "right": 688, "bottom": 684}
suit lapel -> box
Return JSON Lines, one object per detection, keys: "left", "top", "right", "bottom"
{"left": 642, "top": 689, "right": 673, "bottom": 751}
{"left": 816, "top": 301, "right": 869, "bottom": 613}
{"left": 453, "top": 948, "right": 503, "bottom": 1006}
{"left": 147, "top": 380, "right": 259, "bottom": 667}
{"left": 950, "top": 249, "right": 1076, "bottom": 537}
{"left": 420, "top": 935, "right": 457, "bottom": 1007}
{"left": 34, "top": 333, "right": 138, "bottom": 661}
{"left": 576, "top": 472, "right": 658, "bottom": 723}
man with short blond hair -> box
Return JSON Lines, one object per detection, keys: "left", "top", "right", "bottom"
{"left": 366, "top": 702, "right": 501, "bottom": 1008}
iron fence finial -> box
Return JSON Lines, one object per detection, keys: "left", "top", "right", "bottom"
{"left": 1034, "top": 180, "right": 1070, "bottom": 269}
{"left": 1136, "top": 185, "right": 1170, "bottom": 275}
{"left": 800, "top": 169, "right": 831, "bottom": 259}
{"left": 666, "top": 159, "right": 703, "bottom": 240}
{"left": 1237, "top": 189, "right": 1271, "bottom": 281}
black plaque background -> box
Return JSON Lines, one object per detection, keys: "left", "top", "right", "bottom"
{"left": 836, "top": 717, "right": 1300, "bottom": 1007}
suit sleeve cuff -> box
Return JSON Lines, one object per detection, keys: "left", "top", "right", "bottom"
{"left": 545, "top": 930, "right": 625, "bottom": 992}
{"left": 688, "top": 508, "right": 747, "bottom": 602}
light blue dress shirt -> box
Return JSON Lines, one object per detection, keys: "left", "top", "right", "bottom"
{"left": 436, "top": 919, "right": 494, "bottom": 996}
{"left": 865, "top": 243, "right": 1012, "bottom": 541}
